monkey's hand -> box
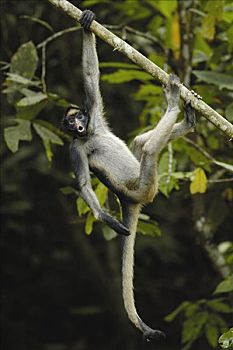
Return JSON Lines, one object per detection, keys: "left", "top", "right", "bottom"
{"left": 100, "top": 211, "right": 130, "bottom": 236}
{"left": 80, "top": 10, "right": 95, "bottom": 31}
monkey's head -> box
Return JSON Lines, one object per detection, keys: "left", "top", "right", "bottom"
{"left": 62, "top": 106, "right": 89, "bottom": 137}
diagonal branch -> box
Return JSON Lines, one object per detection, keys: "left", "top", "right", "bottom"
{"left": 47, "top": 0, "right": 233, "bottom": 139}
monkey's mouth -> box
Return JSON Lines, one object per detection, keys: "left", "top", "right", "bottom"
{"left": 75, "top": 121, "right": 87, "bottom": 136}
{"left": 78, "top": 125, "right": 85, "bottom": 133}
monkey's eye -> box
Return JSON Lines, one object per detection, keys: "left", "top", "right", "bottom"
{"left": 77, "top": 114, "right": 84, "bottom": 120}
{"left": 69, "top": 118, "right": 75, "bottom": 124}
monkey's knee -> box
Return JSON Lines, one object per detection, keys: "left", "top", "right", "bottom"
{"left": 142, "top": 140, "right": 160, "bottom": 157}
{"left": 132, "top": 135, "right": 147, "bottom": 160}
{"left": 132, "top": 135, "right": 145, "bottom": 152}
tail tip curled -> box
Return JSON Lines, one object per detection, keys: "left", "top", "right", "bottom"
{"left": 143, "top": 329, "right": 166, "bottom": 344}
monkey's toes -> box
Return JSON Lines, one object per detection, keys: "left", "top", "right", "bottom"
{"left": 118, "top": 224, "right": 130, "bottom": 236}
{"left": 168, "top": 73, "right": 180, "bottom": 86}
{"left": 165, "top": 74, "right": 180, "bottom": 108}
{"left": 80, "top": 10, "right": 95, "bottom": 30}
{"left": 184, "top": 100, "right": 196, "bottom": 127}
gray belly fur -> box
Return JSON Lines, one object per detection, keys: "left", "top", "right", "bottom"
{"left": 88, "top": 132, "right": 140, "bottom": 197}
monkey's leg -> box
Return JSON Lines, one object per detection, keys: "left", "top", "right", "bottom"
{"left": 131, "top": 130, "right": 153, "bottom": 161}
{"left": 132, "top": 98, "right": 196, "bottom": 162}
{"left": 131, "top": 75, "right": 181, "bottom": 202}
{"left": 169, "top": 97, "right": 198, "bottom": 140}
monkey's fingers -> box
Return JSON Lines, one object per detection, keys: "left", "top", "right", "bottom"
{"left": 80, "top": 10, "right": 95, "bottom": 30}
{"left": 101, "top": 211, "right": 130, "bottom": 236}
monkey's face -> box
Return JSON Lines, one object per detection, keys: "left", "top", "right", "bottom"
{"left": 63, "top": 106, "right": 89, "bottom": 137}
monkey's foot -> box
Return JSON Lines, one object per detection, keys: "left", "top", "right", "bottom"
{"left": 184, "top": 91, "right": 202, "bottom": 127}
{"left": 184, "top": 100, "right": 196, "bottom": 127}
{"left": 165, "top": 74, "right": 180, "bottom": 110}
{"left": 80, "top": 10, "right": 95, "bottom": 31}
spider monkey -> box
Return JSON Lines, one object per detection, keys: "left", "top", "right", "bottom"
{"left": 62, "top": 10, "right": 197, "bottom": 343}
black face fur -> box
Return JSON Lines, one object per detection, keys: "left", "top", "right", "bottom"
{"left": 63, "top": 106, "right": 89, "bottom": 137}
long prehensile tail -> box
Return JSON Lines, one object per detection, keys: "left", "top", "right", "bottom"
{"left": 121, "top": 203, "right": 165, "bottom": 343}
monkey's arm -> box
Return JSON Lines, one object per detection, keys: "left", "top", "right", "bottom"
{"left": 81, "top": 11, "right": 104, "bottom": 132}
{"left": 70, "top": 142, "right": 130, "bottom": 236}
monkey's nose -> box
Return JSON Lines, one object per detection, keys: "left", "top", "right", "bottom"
{"left": 75, "top": 120, "right": 85, "bottom": 133}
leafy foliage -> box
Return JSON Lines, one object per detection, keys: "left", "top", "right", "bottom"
{"left": 1, "top": 1, "right": 233, "bottom": 350}
{"left": 4, "top": 119, "right": 32, "bottom": 153}
{"left": 219, "top": 328, "right": 233, "bottom": 349}
{"left": 190, "top": 168, "right": 207, "bottom": 194}
{"left": 165, "top": 296, "right": 232, "bottom": 350}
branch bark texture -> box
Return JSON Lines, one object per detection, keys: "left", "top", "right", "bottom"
{"left": 48, "top": 0, "right": 233, "bottom": 138}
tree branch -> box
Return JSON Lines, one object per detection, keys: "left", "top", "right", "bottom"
{"left": 47, "top": 0, "right": 233, "bottom": 138}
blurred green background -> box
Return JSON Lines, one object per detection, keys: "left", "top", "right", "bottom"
{"left": 1, "top": 1, "right": 233, "bottom": 350}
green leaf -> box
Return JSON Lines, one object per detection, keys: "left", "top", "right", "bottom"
{"left": 207, "top": 300, "right": 232, "bottom": 313}
{"left": 16, "top": 99, "right": 48, "bottom": 120}
{"left": 182, "top": 311, "right": 208, "bottom": 345}
{"left": 60, "top": 186, "right": 79, "bottom": 196}
{"left": 138, "top": 219, "right": 161, "bottom": 237}
{"left": 218, "top": 241, "right": 232, "bottom": 254}
{"left": 202, "top": 0, "right": 224, "bottom": 40}
{"left": 214, "top": 278, "right": 233, "bottom": 294}
{"left": 85, "top": 212, "right": 95, "bottom": 235}
{"left": 33, "top": 121, "right": 63, "bottom": 162}
{"left": 17, "top": 93, "right": 47, "bottom": 107}
{"left": 205, "top": 324, "right": 219, "bottom": 348}
{"left": 4, "top": 119, "right": 32, "bottom": 153}
{"left": 5, "top": 73, "right": 41, "bottom": 87}
{"left": 158, "top": 151, "right": 176, "bottom": 174}
{"left": 192, "top": 71, "right": 233, "bottom": 90}
{"left": 202, "top": 13, "right": 216, "bottom": 40}
{"left": 151, "top": 0, "right": 177, "bottom": 18}
{"left": 95, "top": 183, "right": 108, "bottom": 206}
{"left": 158, "top": 151, "right": 178, "bottom": 196}
{"left": 102, "top": 226, "right": 117, "bottom": 241}
{"left": 102, "top": 69, "right": 153, "bottom": 84}
{"left": 76, "top": 197, "right": 89, "bottom": 216}
{"left": 211, "top": 313, "right": 228, "bottom": 331}
{"left": 10, "top": 41, "right": 38, "bottom": 79}
{"left": 219, "top": 328, "right": 233, "bottom": 349}
{"left": 190, "top": 168, "right": 207, "bottom": 194}
{"left": 134, "top": 84, "right": 161, "bottom": 101}
{"left": 165, "top": 301, "right": 190, "bottom": 322}
{"left": 194, "top": 34, "right": 212, "bottom": 62}
{"left": 47, "top": 92, "right": 71, "bottom": 108}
